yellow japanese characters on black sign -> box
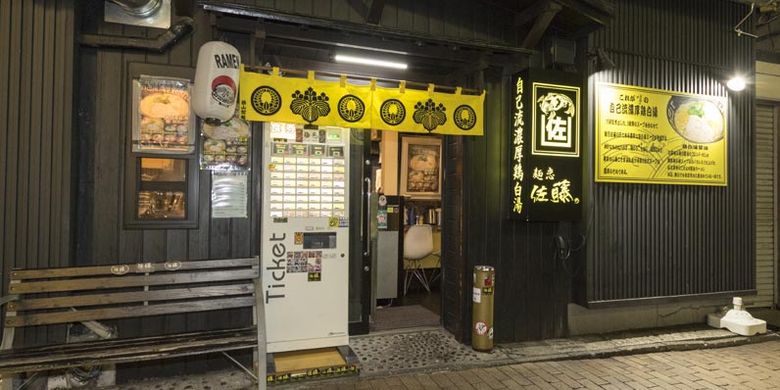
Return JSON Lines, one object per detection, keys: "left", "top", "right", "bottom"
{"left": 239, "top": 66, "right": 485, "bottom": 136}
{"left": 596, "top": 83, "right": 727, "bottom": 186}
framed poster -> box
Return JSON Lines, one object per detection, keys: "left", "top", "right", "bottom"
{"left": 132, "top": 75, "right": 196, "bottom": 154}
{"left": 400, "top": 136, "right": 442, "bottom": 199}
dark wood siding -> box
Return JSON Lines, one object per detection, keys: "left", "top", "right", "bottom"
{"left": 0, "top": 0, "right": 75, "bottom": 344}
{"left": 76, "top": 2, "right": 256, "bottom": 379}
{"left": 461, "top": 66, "right": 571, "bottom": 343}
{"left": 583, "top": 0, "right": 756, "bottom": 305}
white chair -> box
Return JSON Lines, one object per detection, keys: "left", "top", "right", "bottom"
{"left": 403, "top": 224, "right": 435, "bottom": 295}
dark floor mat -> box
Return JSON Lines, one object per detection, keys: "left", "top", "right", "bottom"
{"left": 370, "top": 304, "right": 440, "bottom": 332}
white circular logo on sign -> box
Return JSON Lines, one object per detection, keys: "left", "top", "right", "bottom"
{"left": 378, "top": 195, "right": 387, "bottom": 207}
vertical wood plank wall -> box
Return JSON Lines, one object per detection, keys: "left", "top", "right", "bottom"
{"left": 584, "top": 0, "right": 756, "bottom": 304}
{"left": 76, "top": 2, "right": 256, "bottom": 379}
{"left": 461, "top": 67, "right": 571, "bottom": 343}
{"left": 0, "top": 0, "right": 75, "bottom": 344}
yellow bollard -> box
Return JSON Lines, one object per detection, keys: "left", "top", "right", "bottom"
{"left": 472, "top": 265, "right": 495, "bottom": 352}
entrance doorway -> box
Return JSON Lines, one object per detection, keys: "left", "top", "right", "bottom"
{"left": 367, "top": 131, "right": 444, "bottom": 332}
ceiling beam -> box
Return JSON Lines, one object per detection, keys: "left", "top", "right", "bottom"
{"left": 366, "top": 0, "right": 385, "bottom": 25}
{"left": 201, "top": 2, "right": 533, "bottom": 55}
{"left": 259, "top": 21, "right": 489, "bottom": 64}
{"left": 514, "top": 0, "right": 559, "bottom": 27}
{"left": 520, "top": 1, "right": 562, "bottom": 49}
{"left": 550, "top": 0, "right": 613, "bottom": 26}
{"left": 264, "top": 55, "right": 452, "bottom": 86}
{"left": 347, "top": 0, "right": 368, "bottom": 19}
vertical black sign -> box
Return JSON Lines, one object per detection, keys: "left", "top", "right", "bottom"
{"left": 509, "top": 69, "right": 583, "bottom": 221}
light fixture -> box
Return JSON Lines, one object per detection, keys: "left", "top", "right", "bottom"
{"left": 334, "top": 54, "right": 408, "bottom": 70}
{"left": 726, "top": 75, "right": 747, "bottom": 92}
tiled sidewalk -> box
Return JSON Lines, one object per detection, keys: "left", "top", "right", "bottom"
{"left": 305, "top": 339, "right": 780, "bottom": 389}
{"left": 113, "top": 325, "right": 779, "bottom": 389}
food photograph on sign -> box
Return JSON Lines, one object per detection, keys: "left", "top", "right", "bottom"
{"left": 400, "top": 136, "right": 442, "bottom": 198}
{"left": 596, "top": 83, "right": 727, "bottom": 186}
{"left": 132, "top": 76, "right": 195, "bottom": 154}
{"left": 201, "top": 113, "right": 250, "bottom": 171}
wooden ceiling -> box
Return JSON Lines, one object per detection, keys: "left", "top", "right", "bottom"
{"left": 205, "top": 0, "right": 614, "bottom": 84}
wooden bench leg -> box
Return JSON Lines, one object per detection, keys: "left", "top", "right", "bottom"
{"left": 0, "top": 374, "right": 14, "bottom": 390}
{"left": 1, "top": 315, "right": 16, "bottom": 390}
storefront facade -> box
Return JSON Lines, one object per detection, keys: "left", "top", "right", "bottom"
{"left": 0, "top": 0, "right": 774, "bottom": 381}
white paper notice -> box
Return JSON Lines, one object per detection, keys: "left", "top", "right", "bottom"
{"left": 211, "top": 171, "right": 248, "bottom": 218}
{"left": 473, "top": 287, "right": 482, "bottom": 303}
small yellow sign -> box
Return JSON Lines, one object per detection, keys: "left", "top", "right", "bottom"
{"left": 595, "top": 83, "right": 727, "bottom": 186}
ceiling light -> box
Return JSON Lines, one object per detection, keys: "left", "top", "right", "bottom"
{"left": 727, "top": 75, "right": 747, "bottom": 91}
{"left": 334, "top": 54, "right": 408, "bottom": 70}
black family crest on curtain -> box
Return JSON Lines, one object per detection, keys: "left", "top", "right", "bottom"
{"left": 337, "top": 94, "right": 366, "bottom": 122}
{"left": 413, "top": 98, "right": 447, "bottom": 132}
{"left": 380, "top": 99, "right": 406, "bottom": 125}
{"left": 509, "top": 68, "right": 582, "bottom": 222}
{"left": 290, "top": 87, "right": 331, "bottom": 123}
{"left": 453, "top": 104, "right": 477, "bottom": 130}
{"left": 251, "top": 86, "right": 282, "bottom": 115}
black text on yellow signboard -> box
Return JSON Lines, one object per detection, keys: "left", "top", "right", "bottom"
{"left": 240, "top": 66, "right": 485, "bottom": 136}
{"left": 596, "top": 83, "right": 727, "bottom": 186}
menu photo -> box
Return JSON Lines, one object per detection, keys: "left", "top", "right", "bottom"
{"left": 132, "top": 75, "right": 196, "bottom": 154}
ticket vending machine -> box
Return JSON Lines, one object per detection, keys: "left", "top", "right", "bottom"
{"left": 261, "top": 122, "right": 350, "bottom": 353}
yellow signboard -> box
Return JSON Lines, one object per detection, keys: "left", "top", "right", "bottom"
{"left": 239, "top": 66, "right": 485, "bottom": 136}
{"left": 595, "top": 83, "right": 727, "bottom": 186}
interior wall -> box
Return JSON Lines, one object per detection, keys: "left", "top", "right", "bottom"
{"left": 380, "top": 131, "right": 399, "bottom": 195}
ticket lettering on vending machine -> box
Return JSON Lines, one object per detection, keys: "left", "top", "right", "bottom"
{"left": 261, "top": 122, "right": 350, "bottom": 353}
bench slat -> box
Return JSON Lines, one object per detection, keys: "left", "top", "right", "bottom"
{"left": 9, "top": 283, "right": 254, "bottom": 311}
{"left": 0, "top": 331, "right": 257, "bottom": 375}
{"left": 6, "top": 296, "right": 255, "bottom": 327}
{"left": 9, "top": 258, "right": 259, "bottom": 280}
{"left": 9, "top": 269, "right": 259, "bottom": 294}
{"left": 0, "top": 328, "right": 255, "bottom": 359}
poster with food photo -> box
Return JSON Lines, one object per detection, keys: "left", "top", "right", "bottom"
{"left": 400, "top": 136, "right": 442, "bottom": 198}
{"left": 201, "top": 113, "right": 250, "bottom": 171}
{"left": 132, "top": 76, "right": 195, "bottom": 153}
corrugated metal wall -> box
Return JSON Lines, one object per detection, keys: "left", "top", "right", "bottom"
{"left": 755, "top": 104, "right": 775, "bottom": 308}
{"left": 585, "top": 0, "right": 756, "bottom": 304}
{"left": 228, "top": 0, "right": 519, "bottom": 46}
{"left": 0, "top": 0, "right": 75, "bottom": 341}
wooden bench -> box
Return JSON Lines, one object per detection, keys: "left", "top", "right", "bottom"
{"left": 0, "top": 257, "right": 266, "bottom": 389}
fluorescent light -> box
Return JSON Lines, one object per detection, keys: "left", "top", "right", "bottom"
{"left": 726, "top": 75, "right": 746, "bottom": 92}
{"left": 334, "top": 54, "right": 408, "bottom": 70}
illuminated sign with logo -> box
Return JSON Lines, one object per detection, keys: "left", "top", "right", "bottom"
{"left": 510, "top": 69, "right": 582, "bottom": 222}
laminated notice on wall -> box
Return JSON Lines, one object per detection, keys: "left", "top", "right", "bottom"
{"left": 211, "top": 171, "right": 248, "bottom": 218}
